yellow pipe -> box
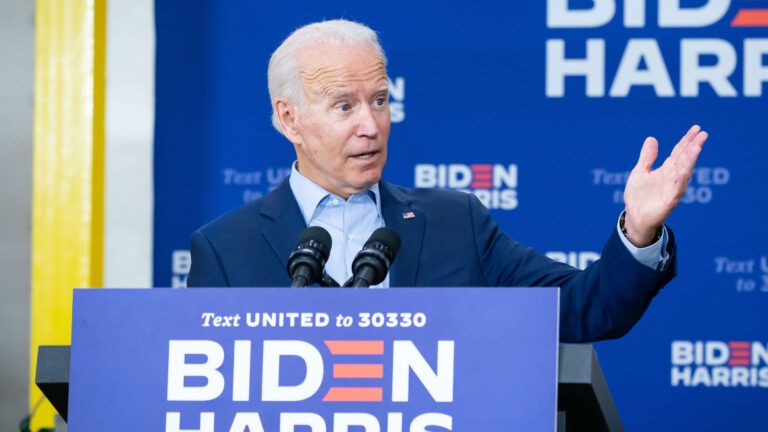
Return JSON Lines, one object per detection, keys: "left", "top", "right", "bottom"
{"left": 30, "top": 0, "right": 106, "bottom": 428}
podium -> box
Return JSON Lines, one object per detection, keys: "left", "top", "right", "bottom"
{"left": 37, "top": 288, "right": 625, "bottom": 431}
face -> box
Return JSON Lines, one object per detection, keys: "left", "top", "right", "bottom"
{"left": 277, "top": 42, "right": 390, "bottom": 199}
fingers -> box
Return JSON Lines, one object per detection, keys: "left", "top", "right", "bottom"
{"left": 680, "top": 130, "right": 707, "bottom": 170}
{"left": 635, "top": 136, "right": 658, "bottom": 172}
{"left": 683, "top": 124, "right": 701, "bottom": 144}
{"left": 691, "top": 129, "right": 708, "bottom": 149}
{"left": 669, "top": 125, "right": 707, "bottom": 168}
{"left": 677, "top": 126, "right": 707, "bottom": 165}
{"left": 634, "top": 125, "right": 706, "bottom": 176}
{"left": 669, "top": 124, "right": 701, "bottom": 161}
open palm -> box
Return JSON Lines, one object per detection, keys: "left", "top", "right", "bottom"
{"left": 623, "top": 125, "right": 708, "bottom": 246}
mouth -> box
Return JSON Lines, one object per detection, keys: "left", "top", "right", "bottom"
{"left": 350, "top": 150, "right": 380, "bottom": 160}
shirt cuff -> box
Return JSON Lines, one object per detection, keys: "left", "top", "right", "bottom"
{"left": 616, "top": 212, "right": 670, "bottom": 271}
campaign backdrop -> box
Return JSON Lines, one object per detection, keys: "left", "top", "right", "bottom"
{"left": 154, "top": 1, "right": 768, "bottom": 430}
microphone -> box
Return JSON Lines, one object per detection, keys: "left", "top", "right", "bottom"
{"left": 287, "top": 226, "right": 332, "bottom": 287}
{"left": 347, "top": 228, "right": 401, "bottom": 288}
{"left": 320, "top": 272, "right": 341, "bottom": 287}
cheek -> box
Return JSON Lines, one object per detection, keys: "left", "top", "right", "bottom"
{"left": 308, "top": 120, "right": 325, "bottom": 142}
{"left": 377, "top": 113, "right": 391, "bottom": 135}
{"left": 303, "top": 124, "right": 328, "bottom": 157}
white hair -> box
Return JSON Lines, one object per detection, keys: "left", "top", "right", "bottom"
{"left": 267, "top": 19, "right": 388, "bottom": 133}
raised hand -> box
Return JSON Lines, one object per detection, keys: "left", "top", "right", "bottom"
{"left": 622, "top": 125, "right": 708, "bottom": 247}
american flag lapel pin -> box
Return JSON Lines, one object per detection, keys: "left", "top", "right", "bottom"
{"left": 402, "top": 211, "right": 415, "bottom": 219}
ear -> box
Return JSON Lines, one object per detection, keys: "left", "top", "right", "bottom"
{"left": 275, "top": 98, "right": 302, "bottom": 144}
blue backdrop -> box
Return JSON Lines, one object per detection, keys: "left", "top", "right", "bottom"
{"left": 153, "top": 1, "right": 768, "bottom": 429}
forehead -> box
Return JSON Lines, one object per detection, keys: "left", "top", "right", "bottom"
{"left": 298, "top": 42, "right": 388, "bottom": 95}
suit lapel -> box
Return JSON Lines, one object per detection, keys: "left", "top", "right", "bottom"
{"left": 380, "top": 181, "right": 425, "bottom": 287}
{"left": 260, "top": 179, "right": 307, "bottom": 269}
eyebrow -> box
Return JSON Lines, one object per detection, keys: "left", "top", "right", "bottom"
{"left": 327, "top": 84, "right": 389, "bottom": 100}
{"left": 328, "top": 91, "right": 351, "bottom": 100}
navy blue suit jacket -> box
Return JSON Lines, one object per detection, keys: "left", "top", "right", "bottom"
{"left": 188, "top": 179, "right": 677, "bottom": 342}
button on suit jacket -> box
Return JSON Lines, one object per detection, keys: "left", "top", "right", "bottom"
{"left": 188, "top": 178, "right": 677, "bottom": 342}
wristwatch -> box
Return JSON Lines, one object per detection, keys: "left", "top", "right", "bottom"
{"left": 620, "top": 211, "right": 663, "bottom": 245}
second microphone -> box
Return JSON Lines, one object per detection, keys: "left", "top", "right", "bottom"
{"left": 345, "top": 227, "right": 401, "bottom": 288}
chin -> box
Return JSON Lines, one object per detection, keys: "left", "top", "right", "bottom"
{"left": 351, "top": 172, "right": 382, "bottom": 191}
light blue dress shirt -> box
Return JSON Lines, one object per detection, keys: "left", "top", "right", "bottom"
{"left": 289, "top": 163, "right": 387, "bottom": 287}
{"left": 617, "top": 214, "right": 670, "bottom": 270}
{"left": 288, "top": 162, "right": 669, "bottom": 288}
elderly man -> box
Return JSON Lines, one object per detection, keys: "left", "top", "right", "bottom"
{"left": 187, "top": 20, "right": 707, "bottom": 342}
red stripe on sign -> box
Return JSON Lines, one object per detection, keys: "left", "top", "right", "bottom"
{"left": 325, "top": 340, "right": 384, "bottom": 355}
{"left": 470, "top": 164, "right": 492, "bottom": 172}
{"left": 729, "top": 358, "right": 751, "bottom": 366}
{"left": 731, "top": 10, "right": 768, "bottom": 26}
{"left": 730, "top": 350, "right": 751, "bottom": 357}
{"left": 471, "top": 182, "right": 492, "bottom": 189}
{"left": 323, "top": 387, "right": 383, "bottom": 402}
{"left": 729, "top": 341, "right": 750, "bottom": 349}
{"left": 333, "top": 364, "right": 384, "bottom": 378}
{"left": 472, "top": 173, "right": 492, "bottom": 180}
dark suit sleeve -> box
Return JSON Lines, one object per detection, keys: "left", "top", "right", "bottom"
{"left": 187, "top": 231, "right": 230, "bottom": 287}
{"left": 467, "top": 194, "right": 677, "bottom": 342}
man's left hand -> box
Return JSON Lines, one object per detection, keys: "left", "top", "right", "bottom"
{"left": 622, "top": 125, "right": 708, "bottom": 247}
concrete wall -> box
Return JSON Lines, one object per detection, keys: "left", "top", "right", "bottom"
{"left": 0, "top": 0, "right": 34, "bottom": 428}
{"left": 104, "top": 0, "right": 155, "bottom": 288}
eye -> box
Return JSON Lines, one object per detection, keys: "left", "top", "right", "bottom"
{"left": 374, "top": 98, "right": 385, "bottom": 106}
{"left": 339, "top": 103, "right": 350, "bottom": 112}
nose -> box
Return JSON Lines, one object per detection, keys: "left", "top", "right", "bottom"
{"left": 355, "top": 105, "right": 379, "bottom": 138}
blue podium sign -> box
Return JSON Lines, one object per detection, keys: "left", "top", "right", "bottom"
{"left": 68, "top": 287, "right": 559, "bottom": 431}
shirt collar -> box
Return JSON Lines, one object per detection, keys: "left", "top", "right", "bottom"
{"left": 288, "top": 161, "right": 383, "bottom": 225}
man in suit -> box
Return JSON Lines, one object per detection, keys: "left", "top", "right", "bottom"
{"left": 188, "top": 20, "right": 708, "bottom": 343}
